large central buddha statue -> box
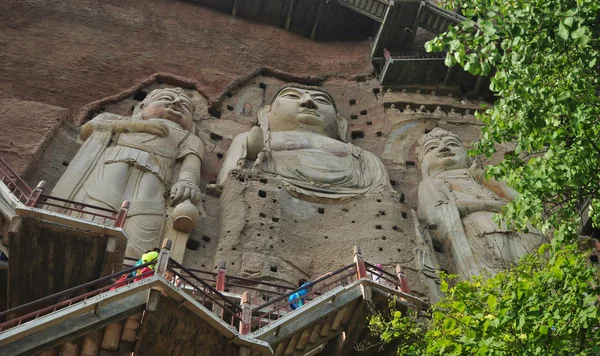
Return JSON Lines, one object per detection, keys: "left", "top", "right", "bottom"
{"left": 417, "top": 128, "right": 545, "bottom": 280}
{"left": 217, "top": 84, "right": 391, "bottom": 198}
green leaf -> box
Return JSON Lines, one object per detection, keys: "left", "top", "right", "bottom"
{"left": 558, "top": 23, "right": 569, "bottom": 39}
{"left": 487, "top": 295, "right": 498, "bottom": 312}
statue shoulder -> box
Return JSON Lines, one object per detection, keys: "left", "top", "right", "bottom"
{"left": 89, "top": 112, "right": 126, "bottom": 123}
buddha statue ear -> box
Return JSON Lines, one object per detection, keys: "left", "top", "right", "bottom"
{"left": 337, "top": 114, "right": 348, "bottom": 143}
{"left": 257, "top": 105, "right": 271, "bottom": 136}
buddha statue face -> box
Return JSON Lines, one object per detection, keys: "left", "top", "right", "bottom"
{"left": 138, "top": 88, "right": 194, "bottom": 131}
{"left": 419, "top": 128, "right": 471, "bottom": 177}
{"left": 267, "top": 86, "right": 343, "bottom": 140}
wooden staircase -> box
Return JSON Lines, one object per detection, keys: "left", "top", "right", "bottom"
{"left": 333, "top": 0, "right": 390, "bottom": 22}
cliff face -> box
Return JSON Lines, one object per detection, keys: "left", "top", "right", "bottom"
{"left": 0, "top": 0, "right": 498, "bottom": 301}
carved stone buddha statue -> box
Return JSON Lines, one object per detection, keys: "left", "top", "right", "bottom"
{"left": 217, "top": 84, "right": 391, "bottom": 199}
{"left": 51, "top": 87, "right": 204, "bottom": 257}
{"left": 417, "top": 128, "right": 545, "bottom": 279}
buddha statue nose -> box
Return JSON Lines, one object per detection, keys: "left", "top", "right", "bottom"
{"left": 171, "top": 98, "right": 182, "bottom": 109}
{"left": 439, "top": 145, "right": 450, "bottom": 153}
{"left": 300, "top": 96, "right": 317, "bottom": 109}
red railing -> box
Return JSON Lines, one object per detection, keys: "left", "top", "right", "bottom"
{"left": 0, "top": 260, "right": 156, "bottom": 332}
{"left": 0, "top": 156, "right": 129, "bottom": 228}
{"left": 166, "top": 258, "right": 243, "bottom": 327}
{"left": 250, "top": 263, "right": 358, "bottom": 330}
{"left": 0, "top": 156, "right": 32, "bottom": 204}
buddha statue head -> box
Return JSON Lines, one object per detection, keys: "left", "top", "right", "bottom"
{"left": 258, "top": 84, "right": 348, "bottom": 142}
{"left": 418, "top": 128, "right": 471, "bottom": 177}
{"left": 133, "top": 87, "right": 195, "bottom": 131}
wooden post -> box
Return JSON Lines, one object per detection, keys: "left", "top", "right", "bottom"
{"left": 213, "top": 261, "right": 226, "bottom": 318}
{"left": 239, "top": 291, "right": 251, "bottom": 335}
{"left": 215, "top": 261, "right": 226, "bottom": 291}
{"left": 354, "top": 246, "right": 367, "bottom": 279}
{"left": 396, "top": 265, "right": 411, "bottom": 294}
{"left": 114, "top": 200, "right": 130, "bottom": 228}
{"left": 156, "top": 239, "right": 172, "bottom": 275}
{"left": 25, "top": 181, "right": 45, "bottom": 207}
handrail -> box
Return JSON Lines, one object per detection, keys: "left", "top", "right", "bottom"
{"left": 0, "top": 269, "right": 155, "bottom": 332}
{"left": 168, "top": 258, "right": 242, "bottom": 314}
{"left": 364, "top": 262, "right": 401, "bottom": 286}
{"left": 252, "top": 263, "right": 355, "bottom": 313}
{"left": 39, "top": 195, "right": 119, "bottom": 215}
{"left": 0, "top": 260, "right": 155, "bottom": 321}
{"left": 0, "top": 156, "right": 32, "bottom": 203}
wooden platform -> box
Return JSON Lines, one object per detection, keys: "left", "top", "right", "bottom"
{"left": 7, "top": 207, "right": 127, "bottom": 313}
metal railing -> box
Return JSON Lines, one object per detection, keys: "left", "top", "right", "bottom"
{"left": 0, "top": 156, "right": 32, "bottom": 204}
{"left": 166, "top": 259, "right": 243, "bottom": 327}
{"left": 250, "top": 263, "right": 358, "bottom": 330}
{"left": 0, "top": 260, "right": 156, "bottom": 332}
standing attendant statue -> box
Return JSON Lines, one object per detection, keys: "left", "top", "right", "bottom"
{"left": 417, "top": 128, "right": 545, "bottom": 280}
{"left": 52, "top": 87, "right": 204, "bottom": 257}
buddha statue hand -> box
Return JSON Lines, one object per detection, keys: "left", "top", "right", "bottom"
{"left": 170, "top": 178, "right": 200, "bottom": 206}
{"left": 246, "top": 126, "right": 264, "bottom": 160}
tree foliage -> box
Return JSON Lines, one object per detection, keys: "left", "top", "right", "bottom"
{"left": 425, "top": 0, "right": 600, "bottom": 237}
{"left": 369, "top": 243, "right": 600, "bottom": 355}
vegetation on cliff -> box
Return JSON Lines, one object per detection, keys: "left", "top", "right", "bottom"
{"left": 371, "top": 0, "right": 600, "bottom": 354}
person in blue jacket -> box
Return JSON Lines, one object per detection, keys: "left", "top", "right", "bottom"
{"left": 289, "top": 279, "right": 311, "bottom": 310}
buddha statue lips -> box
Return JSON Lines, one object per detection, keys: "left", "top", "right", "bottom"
{"left": 217, "top": 84, "right": 392, "bottom": 198}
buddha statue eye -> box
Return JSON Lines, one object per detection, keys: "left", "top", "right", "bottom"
{"left": 314, "top": 96, "right": 331, "bottom": 105}
{"left": 426, "top": 145, "right": 438, "bottom": 153}
{"left": 282, "top": 93, "right": 301, "bottom": 99}
{"left": 447, "top": 142, "right": 460, "bottom": 147}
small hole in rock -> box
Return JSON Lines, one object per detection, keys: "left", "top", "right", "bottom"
{"left": 379, "top": 210, "right": 386, "bottom": 216}
{"left": 270, "top": 266, "right": 278, "bottom": 272}
{"left": 375, "top": 225, "right": 382, "bottom": 230}
{"left": 392, "top": 225, "right": 399, "bottom": 231}
{"left": 208, "top": 107, "right": 221, "bottom": 118}
{"left": 62, "top": 161, "right": 69, "bottom": 167}
{"left": 390, "top": 180, "right": 396, "bottom": 186}
{"left": 382, "top": 236, "right": 387, "bottom": 240}
{"left": 259, "top": 82, "right": 267, "bottom": 89}
{"left": 366, "top": 121, "right": 372, "bottom": 125}
{"left": 397, "top": 248, "right": 401, "bottom": 253}
{"left": 350, "top": 115, "right": 358, "bottom": 120}
{"left": 318, "top": 207, "right": 325, "bottom": 214}
{"left": 351, "top": 220, "right": 355, "bottom": 223}
{"left": 401, "top": 212, "right": 408, "bottom": 219}
{"left": 272, "top": 217, "right": 279, "bottom": 222}
{"left": 280, "top": 239, "right": 285, "bottom": 243}
{"left": 349, "top": 99, "right": 357, "bottom": 105}
{"left": 432, "top": 239, "right": 443, "bottom": 253}
{"left": 378, "top": 247, "right": 383, "bottom": 251}
{"left": 272, "top": 199, "right": 278, "bottom": 203}
{"left": 424, "top": 128, "right": 432, "bottom": 134}
{"left": 226, "top": 92, "right": 233, "bottom": 98}
{"left": 377, "top": 199, "right": 382, "bottom": 202}
{"left": 259, "top": 213, "right": 266, "bottom": 218}
{"left": 399, "top": 193, "right": 405, "bottom": 203}
{"left": 210, "top": 133, "right": 223, "bottom": 141}
{"left": 360, "top": 110, "right": 367, "bottom": 115}
{"left": 260, "top": 178, "right": 268, "bottom": 184}
{"left": 202, "top": 235, "right": 211, "bottom": 243}
{"left": 227, "top": 105, "right": 234, "bottom": 111}
{"left": 373, "top": 88, "right": 381, "bottom": 94}
{"left": 186, "top": 239, "right": 200, "bottom": 250}
{"left": 258, "top": 190, "right": 267, "bottom": 198}
{"left": 324, "top": 236, "right": 329, "bottom": 239}
{"left": 406, "top": 160, "right": 416, "bottom": 166}
{"left": 133, "top": 90, "right": 148, "bottom": 101}
{"left": 232, "top": 247, "right": 237, "bottom": 251}
{"left": 376, "top": 131, "right": 383, "bottom": 137}
{"left": 270, "top": 244, "right": 274, "bottom": 248}
{"left": 217, "top": 152, "right": 224, "bottom": 159}
{"left": 351, "top": 131, "right": 365, "bottom": 139}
